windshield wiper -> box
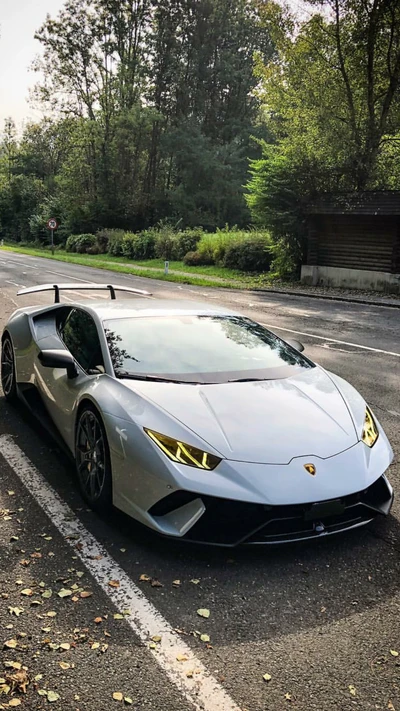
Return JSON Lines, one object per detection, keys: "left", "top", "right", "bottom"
{"left": 115, "top": 370, "right": 197, "bottom": 384}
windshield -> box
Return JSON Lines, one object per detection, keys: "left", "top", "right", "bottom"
{"left": 103, "top": 315, "right": 314, "bottom": 384}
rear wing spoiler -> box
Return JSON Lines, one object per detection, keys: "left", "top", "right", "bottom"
{"left": 17, "top": 283, "right": 152, "bottom": 303}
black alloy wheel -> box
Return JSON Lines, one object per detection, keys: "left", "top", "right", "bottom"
{"left": 1, "top": 335, "right": 17, "bottom": 402}
{"left": 75, "top": 405, "right": 112, "bottom": 512}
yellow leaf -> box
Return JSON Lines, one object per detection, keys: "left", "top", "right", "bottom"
{"left": 47, "top": 611, "right": 57, "bottom": 617}
{"left": 113, "top": 692, "right": 123, "bottom": 701}
{"left": 176, "top": 654, "right": 188, "bottom": 662}
{"left": 3, "top": 640, "right": 17, "bottom": 649}
{"left": 173, "top": 580, "right": 181, "bottom": 586}
{"left": 139, "top": 574, "right": 151, "bottom": 582}
{"left": 80, "top": 591, "right": 93, "bottom": 598}
{"left": 349, "top": 685, "right": 357, "bottom": 696}
{"left": 60, "top": 643, "right": 70, "bottom": 651}
{"left": 41, "top": 590, "right": 52, "bottom": 599}
{"left": 47, "top": 691, "right": 60, "bottom": 702}
{"left": 91, "top": 643, "right": 100, "bottom": 650}
{"left": 20, "top": 589, "right": 33, "bottom": 597}
{"left": 8, "top": 608, "right": 23, "bottom": 617}
{"left": 197, "top": 609, "right": 210, "bottom": 618}
{"left": 151, "top": 636, "right": 162, "bottom": 643}
{"left": 148, "top": 643, "right": 157, "bottom": 650}
{"left": 59, "top": 662, "right": 70, "bottom": 670}
{"left": 34, "top": 675, "right": 43, "bottom": 682}
{"left": 4, "top": 662, "right": 21, "bottom": 670}
{"left": 8, "top": 699, "right": 21, "bottom": 707}
{"left": 285, "top": 692, "right": 292, "bottom": 701}
{"left": 37, "top": 689, "right": 47, "bottom": 696}
{"left": 390, "top": 650, "right": 399, "bottom": 657}
{"left": 190, "top": 579, "right": 200, "bottom": 584}
{"left": 113, "top": 614, "right": 124, "bottom": 620}
{"left": 263, "top": 673, "right": 272, "bottom": 682}
{"left": 124, "top": 698, "right": 133, "bottom": 705}
{"left": 200, "top": 634, "right": 210, "bottom": 642}
{"left": 108, "top": 580, "right": 120, "bottom": 588}
{"left": 57, "top": 588, "right": 72, "bottom": 598}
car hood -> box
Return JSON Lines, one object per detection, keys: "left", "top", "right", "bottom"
{"left": 121, "top": 367, "right": 359, "bottom": 464}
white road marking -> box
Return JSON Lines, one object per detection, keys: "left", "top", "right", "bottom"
{"left": 6, "top": 280, "right": 25, "bottom": 288}
{"left": 261, "top": 322, "right": 400, "bottom": 358}
{"left": 0, "top": 436, "right": 240, "bottom": 711}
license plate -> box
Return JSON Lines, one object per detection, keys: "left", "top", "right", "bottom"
{"left": 304, "top": 499, "right": 345, "bottom": 521}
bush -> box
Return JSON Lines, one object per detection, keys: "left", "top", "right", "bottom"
{"left": 74, "top": 234, "right": 97, "bottom": 253}
{"left": 222, "top": 237, "right": 272, "bottom": 272}
{"left": 65, "top": 234, "right": 80, "bottom": 252}
{"left": 107, "top": 230, "right": 125, "bottom": 256}
{"left": 95, "top": 230, "right": 111, "bottom": 254}
{"left": 173, "top": 228, "right": 204, "bottom": 260}
{"left": 121, "top": 231, "right": 156, "bottom": 260}
{"left": 183, "top": 250, "right": 214, "bottom": 266}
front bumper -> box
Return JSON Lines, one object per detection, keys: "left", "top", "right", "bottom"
{"left": 149, "top": 474, "right": 393, "bottom": 546}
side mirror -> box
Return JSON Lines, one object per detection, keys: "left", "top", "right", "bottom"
{"left": 38, "top": 349, "right": 78, "bottom": 379}
{"left": 286, "top": 338, "right": 305, "bottom": 353}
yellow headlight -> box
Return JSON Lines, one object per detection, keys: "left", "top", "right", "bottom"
{"left": 362, "top": 407, "right": 379, "bottom": 448}
{"left": 144, "top": 429, "right": 221, "bottom": 470}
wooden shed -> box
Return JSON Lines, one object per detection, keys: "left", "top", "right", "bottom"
{"left": 302, "top": 191, "right": 400, "bottom": 293}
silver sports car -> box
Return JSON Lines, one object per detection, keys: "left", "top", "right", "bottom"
{"left": 1, "top": 283, "right": 394, "bottom": 545}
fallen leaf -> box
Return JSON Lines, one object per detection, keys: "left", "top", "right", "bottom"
{"left": 349, "top": 685, "right": 357, "bottom": 696}
{"left": 197, "top": 609, "right": 210, "bottom": 618}
{"left": 176, "top": 654, "right": 188, "bottom": 662}
{"left": 390, "top": 650, "right": 399, "bottom": 657}
{"left": 71, "top": 596, "right": 79, "bottom": 602}
{"left": 101, "top": 644, "right": 108, "bottom": 653}
{"left": 41, "top": 590, "right": 52, "bottom": 599}
{"left": 113, "top": 614, "right": 124, "bottom": 620}
{"left": 285, "top": 692, "right": 292, "bottom": 701}
{"left": 151, "top": 636, "right": 162, "bottom": 643}
{"left": 47, "top": 691, "right": 60, "bottom": 702}
{"left": 3, "top": 640, "right": 17, "bottom": 650}
{"left": 15, "top": 581, "right": 23, "bottom": 586}
{"left": 139, "top": 574, "right": 151, "bottom": 582}
{"left": 108, "top": 580, "right": 120, "bottom": 588}
{"left": 59, "top": 662, "right": 70, "bottom": 670}
{"left": 46, "top": 611, "right": 57, "bottom": 618}
{"left": 94, "top": 617, "right": 102, "bottom": 624}
{"left": 200, "top": 634, "right": 210, "bottom": 642}
{"left": 172, "top": 580, "right": 181, "bottom": 586}
{"left": 124, "top": 698, "right": 133, "bottom": 705}
{"left": 151, "top": 580, "right": 163, "bottom": 588}
{"left": 60, "top": 643, "right": 70, "bottom": 651}
{"left": 44, "top": 536, "right": 52, "bottom": 541}
{"left": 37, "top": 689, "right": 47, "bottom": 696}
{"left": 388, "top": 701, "right": 395, "bottom": 710}
{"left": 263, "top": 673, "right": 272, "bottom": 682}
{"left": 148, "top": 642, "right": 157, "bottom": 650}
{"left": 190, "top": 579, "right": 200, "bottom": 585}
{"left": 186, "top": 670, "right": 194, "bottom": 678}
{"left": 113, "top": 692, "right": 123, "bottom": 701}
{"left": 80, "top": 591, "right": 93, "bottom": 599}
{"left": 120, "top": 548, "right": 126, "bottom": 553}
{"left": 8, "top": 608, "right": 23, "bottom": 617}
{"left": 8, "top": 699, "right": 21, "bottom": 707}
{"left": 10, "top": 536, "right": 19, "bottom": 542}
{"left": 58, "top": 588, "right": 72, "bottom": 598}
{"left": 91, "top": 643, "right": 100, "bottom": 650}
{"left": 76, "top": 572, "right": 84, "bottom": 578}
{"left": 7, "top": 491, "right": 15, "bottom": 496}
{"left": 34, "top": 675, "right": 43, "bottom": 682}
{"left": 31, "top": 552, "right": 42, "bottom": 559}
{"left": 20, "top": 589, "right": 33, "bottom": 597}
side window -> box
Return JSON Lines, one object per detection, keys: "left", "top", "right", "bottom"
{"left": 60, "top": 309, "right": 105, "bottom": 374}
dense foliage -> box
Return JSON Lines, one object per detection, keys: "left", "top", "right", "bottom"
{"left": 0, "top": 0, "right": 272, "bottom": 243}
{"left": 246, "top": 0, "right": 400, "bottom": 274}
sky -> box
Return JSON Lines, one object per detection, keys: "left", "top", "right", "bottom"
{"left": 0, "top": 0, "right": 64, "bottom": 131}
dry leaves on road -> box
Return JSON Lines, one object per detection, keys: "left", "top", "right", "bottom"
{"left": 197, "top": 609, "right": 210, "bottom": 618}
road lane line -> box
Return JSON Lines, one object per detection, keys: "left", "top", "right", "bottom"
{"left": 261, "top": 322, "right": 400, "bottom": 358}
{"left": 6, "top": 280, "right": 25, "bottom": 288}
{"left": 0, "top": 435, "right": 240, "bottom": 711}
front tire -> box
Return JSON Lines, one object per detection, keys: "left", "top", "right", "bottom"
{"left": 75, "top": 405, "right": 112, "bottom": 513}
{"left": 1, "top": 335, "right": 18, "bottom": 403}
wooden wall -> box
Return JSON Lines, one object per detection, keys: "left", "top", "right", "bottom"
{"left": 306, "top": 215, "right": 400, "bottom": 273}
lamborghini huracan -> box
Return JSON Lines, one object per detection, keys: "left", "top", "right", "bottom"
{"left": 1, "top": 283, "right": 394, "bottom": 545}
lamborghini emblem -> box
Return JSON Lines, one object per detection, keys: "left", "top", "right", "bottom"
{"left": 304, "top": 463, "right": 316, "bottom": 476}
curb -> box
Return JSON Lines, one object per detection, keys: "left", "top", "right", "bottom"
{"left": 248, "top": 286, "right": 400, "bottom": 309}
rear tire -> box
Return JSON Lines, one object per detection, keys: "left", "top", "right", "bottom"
{"left": 75, "top": 404, "right": 112, "bottom": 514}
{"left": 1, "top": 335, "right": 18, "bottom": 403}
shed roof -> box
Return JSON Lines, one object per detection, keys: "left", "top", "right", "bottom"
{"left": 308, "top": 191, "right": 400, "bottom": 216}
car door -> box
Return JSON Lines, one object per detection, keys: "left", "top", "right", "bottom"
{"left": 38, "top": 308, "right": 106, "bottom": 450}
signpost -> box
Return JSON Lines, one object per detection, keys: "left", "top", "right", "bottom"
{"left": 46, "top": 218, "right": 58, "bottom": 255}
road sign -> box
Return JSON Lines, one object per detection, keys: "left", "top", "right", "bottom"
{"left": 47, "top": 218, "right": 58, "bottom": 230}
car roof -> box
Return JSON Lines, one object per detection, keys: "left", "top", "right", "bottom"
{"left": 77, "top": 298, "right": 238, "bottom": 321}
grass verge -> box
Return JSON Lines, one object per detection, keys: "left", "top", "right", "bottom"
{"left": 1, "top": 245, "right": 273, "bottom": 290}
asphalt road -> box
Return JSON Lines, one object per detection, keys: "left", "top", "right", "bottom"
{"left": 0, "top": 250, "right": 399, "bottom": 711}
